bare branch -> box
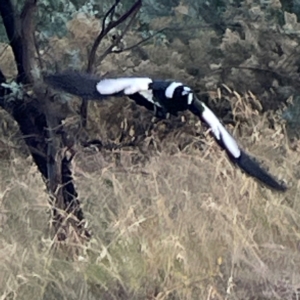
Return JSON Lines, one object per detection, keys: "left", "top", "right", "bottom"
{"left": 112, "top": 27, "right": 167, "bottom": 54}
{"left": 81, "top": 0, "right": 142, "bottom": 127}
{"left": 97, "top": 2, "right": 141, "bottom": 63}
{"left": 86, "top": 0, "right": 142, "bottom": 73}
{"left": 0, "top": 68, "right": 6, "bottom": 84}
{"left": 111, "top": 24, "right": 214, "bottom": 54}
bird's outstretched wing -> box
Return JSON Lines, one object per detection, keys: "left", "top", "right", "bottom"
{"left": 45, "top": 71, "right": 105, "bottom": 99}
{"left": 44, "top": 71, "right": 287, "bottom": 192}
{"left": 45, "top": 71, "right": 162, "bottom": 114}
{"left": 190, "top": 98, "right": 287, "bottom": 192}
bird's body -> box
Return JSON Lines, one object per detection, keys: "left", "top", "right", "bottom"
{"left": 45, "top": 71, "right": 287, "bottom": 192}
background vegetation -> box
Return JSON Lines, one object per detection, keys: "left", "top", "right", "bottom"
{"left": 1, "top": 0, "right": 300, "bottom": 299}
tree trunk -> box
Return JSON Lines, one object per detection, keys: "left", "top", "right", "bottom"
{"left": 0, "top": 0, "right": 90, "bottom": 241}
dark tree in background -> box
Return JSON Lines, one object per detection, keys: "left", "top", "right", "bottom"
{"left": 0, "top": 0, "right": 89, "bottom": 241}
{"left": 1, "top": 0, "right": 300, "bottom": 244}
{"left": 0, "top": 0, "right": 142, "bottom": 242}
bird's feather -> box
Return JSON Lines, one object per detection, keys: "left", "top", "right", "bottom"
{"left": 191, "top": 98, "right": 287, "bottom": 191}
{"left": 234, "top": 151, "right": 287, "bottom": 191}
{"left": 44, "top": 71, "right": 288, "bottom": 192}
{"left": 199, "top": 101, "right": 241, "bottom": 158}
{"left": 45, "top": 71, "right": 104, "bottom": 99}
{"left": 96, "top": 77, "right": 152, "bottom": 95}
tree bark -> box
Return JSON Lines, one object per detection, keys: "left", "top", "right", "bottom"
{"left": 0, "top": 0, "right": 90, "bottom": 240}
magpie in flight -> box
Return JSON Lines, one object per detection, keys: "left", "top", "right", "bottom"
{"left": 45, "top": 71, "right": 287, "bottom": 192}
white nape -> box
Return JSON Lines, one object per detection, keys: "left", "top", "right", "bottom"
{"left": 165, "top": 82, "right": 183, "bottom": 98}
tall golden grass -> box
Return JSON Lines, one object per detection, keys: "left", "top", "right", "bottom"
{"left": 0, "top": 89, "right": 299, "bottom": 300}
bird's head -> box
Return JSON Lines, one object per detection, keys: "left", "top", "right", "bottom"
{"left": 173, "top": 85, "right": 194, "bottom": 105}
{"left": 164, "top": 82, "right": 194, "bottom": 106}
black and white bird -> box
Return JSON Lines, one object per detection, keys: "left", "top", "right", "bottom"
{"left": 45, "top": 71, "right": 287, "bottom": 192}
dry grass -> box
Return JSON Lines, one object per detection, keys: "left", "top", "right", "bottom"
{"left": 1, "top": 3, "right": 300, "bottom": 298}
{"left": 0, "top": 90, "right": 300, "bottom": 300}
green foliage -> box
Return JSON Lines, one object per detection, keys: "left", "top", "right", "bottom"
{"left": 36, "top": 0, "right": 77, "bottom": 38}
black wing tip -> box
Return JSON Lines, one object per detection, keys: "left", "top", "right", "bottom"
{"left": 44, "top": 70, "right": 98, "bottom": 87}
{"left": 44, "top": 71, "right": 102, "bottom": 99}
{"left": 234, "top": 151, "right": 288, "bottom": 192}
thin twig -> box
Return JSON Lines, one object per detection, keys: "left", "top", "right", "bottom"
{"left": 86, "top": 0, "right": 141, "bottom": 73}
{"left": 111, "top": 24, "right": 214, "bottom": 54}
{"left": 81, "top": 0, "right": 142, "bottom": 127}
{"left": 112, "top": 27, "right": 167, "bottom": 54}
{"left": 97, "top": 2, "right": 141, "bottom": 63}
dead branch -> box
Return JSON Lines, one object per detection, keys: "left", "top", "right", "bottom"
{"left": 86, "top": 0, "right": 141, "bottom": 73}
{"left": 112, "top": 27, "right": 168, "bottom": 54}
{"left": 97, "top": 3, "right": 141, "bottom": 64}
{"left": 80, "top": 0, "right": 142, "bottom": 127}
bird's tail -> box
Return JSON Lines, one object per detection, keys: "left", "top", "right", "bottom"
{"left": 44, "top": 71, "right": 103, "bottom": 99}
{"left": 234, "top": 151, "right": 287, "bottom": 191}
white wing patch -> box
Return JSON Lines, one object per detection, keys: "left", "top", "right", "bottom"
{"left": 96, "top": 77, "right": 152, "bottom": 95}
{"left": 182, "top": 86, "right": 191, "bottom": 95}
{"left": 138, "top": 90, "right": 163, "bottom": 107}
{"left": 165, "top": 82, "right": 183, "bottom": 98}
{"left": 201, "top": 103, "right": 241, "bottom": 158}
{"left": 182, "top": 86, "right": 193, "bottom": 105}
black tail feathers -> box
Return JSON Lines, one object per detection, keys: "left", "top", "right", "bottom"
{"left": 234, "top": 151, "right": 287, "bottom": 192}
{"left": 44, "top": 71, "right": 103, "bottom": 99}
